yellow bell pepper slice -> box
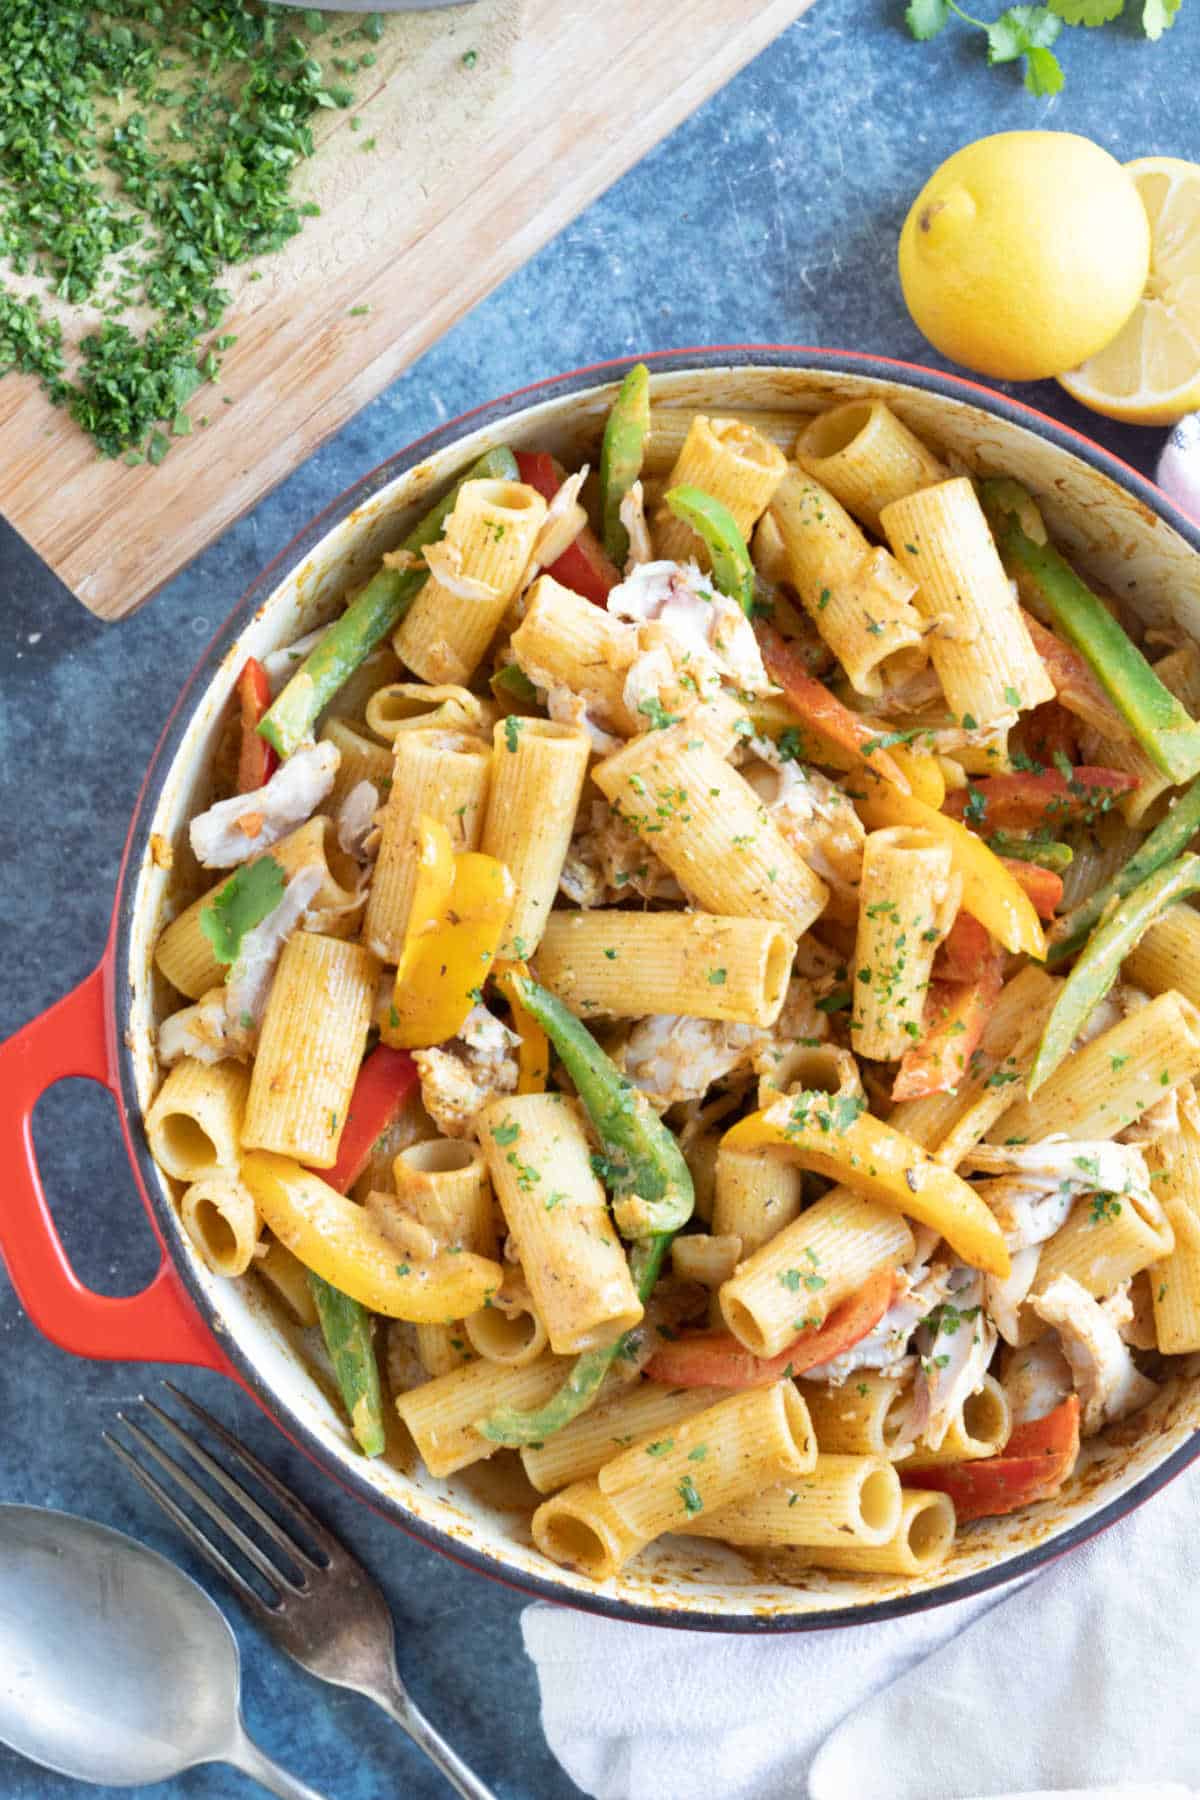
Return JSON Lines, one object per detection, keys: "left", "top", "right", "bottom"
{"left": 385, "top": 816, "right": 515, "bottom": 1050}
{"left": 885, "top": 747, "right": 945, "bottom": 809}
{"left": 854, "top": 784, "right": 1045, "bottom": 960}
{"left": 492, "top": 960, "right": 550, "bottom": 1093}
{"left": 722, "top": 1097, "right": 1011, "bottom": 1278}
{"left": 242, "top": 1151, "right": 503, "bottom": 1322}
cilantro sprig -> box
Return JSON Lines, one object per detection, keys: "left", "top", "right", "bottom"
{"left": 905, "top": 0, "right": 1181, "bottom": 91}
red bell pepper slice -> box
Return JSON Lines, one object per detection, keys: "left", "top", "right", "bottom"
{"left": 318, "top": 1046, "right": 420, "bottom": 1195}
{"left": 1021, "top": 699, "right": 1081, "bottom": 768}
{"left": 756, "top": 622, "right": 911, "bottom": 795}
{"left": 904, "top": 1395, "right": 1081, "bottom": 1522}
{"left": 935, "top": 911, "right": 997, "bottom": 985}
{"left": 945, "top": 766, "right": 1139, "bottom": 832}
{"left": 1024, "top": 610, "right": 1124, "bottom": 730}
{"left": 236, "top": 658, "right": 278, "bottom": 794}
{"left": 891, "top": 958, "right": 1004, "bottom": 1102}
{"left": 644, "top": 1268, "right": 896, "bottom": 1389}
{"left": 515, "top": 449, "right": 621, "bottom": 606}
{"left": 1000, "top": 858, "right": 1064, "bottom": 919}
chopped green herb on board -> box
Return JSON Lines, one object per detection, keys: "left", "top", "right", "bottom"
{"left": 0, "top": 1, "right": 388, "bottom": 460}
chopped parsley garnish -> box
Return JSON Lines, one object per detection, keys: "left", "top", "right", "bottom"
{"left": 504, "top": 715, "right": 524, "bottom": 753}
{"left": 707, "top": 967, "right": 727, "bottom": 986}
{"left": 645, "top": 1438, "right": 675, "bottom": 1457}
{"left": 677, "top": 1474, "right": 704, "bottom": 1516}
{"left": 638, "top": 696, "right": 682, "bottom": 730}
{"left": 492, "top": 1119, "right": 521, "bottom": 1146}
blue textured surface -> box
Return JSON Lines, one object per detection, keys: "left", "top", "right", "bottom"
{"left": 2, "top": 3, "right": 1199, "bottom": 1795}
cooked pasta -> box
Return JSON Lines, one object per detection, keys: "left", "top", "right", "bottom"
{"left": 792, "top": 399, "right": 949, "bottom": 535}
{"left": 144, "top": 387, "right": 1200, "bottom": 1590}
{"left": 881, "top": 478, "right": 1054, "bottom": 727}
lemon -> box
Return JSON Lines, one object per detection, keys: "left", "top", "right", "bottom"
{"left": 1058, "top": 157, "right": 1200, "bottom": 426}
{"left": 899, "top": 131, "right": 1150, "bottom": 383}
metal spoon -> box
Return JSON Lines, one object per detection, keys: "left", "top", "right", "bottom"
{"left": 0, "top": 1504, "right": 326, "bottom": 1798}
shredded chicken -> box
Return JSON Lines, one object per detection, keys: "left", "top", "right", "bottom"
{"left": 1002, "top": 1335, "right": 1074, "bottom": 1427}
{"left": 620, "top": 1013, "right": 762, "bottom": 1106}
{"left": 423, "top": 536, "right": 500, "bottom": 602}
{"left": 413, "top": 1005, "right": 520, "bottom": 1137}
{"left": 910, "top": 1268, "right": 997, "bottom": 1451}
{"left": 261, "top": 625, "right": 327, "bottom": 695}
{"left": 619, "top": 480, "right": 653, "bottom": 568}
{"left": 965, "top": 1138, "right": 1154, "bottom": 1251}
{"left": 527, "top": 466, "right": 590, "bottom": 580}
{"left": 559, "top": 800, "right": 684, "bottom": 907}
{"left": 189, "top": 742, "right": 339, "bottom": 868}
{"left": 986, "top": 1246, "right": 1042, "bottom": 1346}
{"left": 225, "top": 865, "right": 325, "bottom": 1034}
{"left": 744, "top": 759, "right": 866, "bottom": 911}
{"left": 1075, "top": 982, "right": 1150, "bottom": 1048}
{"left": 544, "top": 684, "right": 624, "bottom": 755}
{"left": 1030, "top": 1274, "right": 1158, "bottom": 1435}
{"left": 608, "top": 560, "right": 774, "bottom": 714}
{"left": 158, "top": 988, "right": 250, "bottom": 1066}
{"left": 749, "top": 977, "right": 830, "bottom": 1093}
{"left": 336, "top": 779, "right": 380, "bottom": 862}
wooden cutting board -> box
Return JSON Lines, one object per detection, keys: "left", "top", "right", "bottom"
{"left": 2, "top": 0, "right": 814, "bottom": 619}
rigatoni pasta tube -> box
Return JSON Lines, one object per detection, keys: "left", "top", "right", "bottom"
{"left": 509, "top": 576, "right": 639, "bottom": 734}
{"left": 532, "top": 911, "right": 794, "bottom": 1028}
{"left": 852, "top": 827, "right": 959, "bottom": 1060}
{"left": 899, "top": 1374, "right": 1012, "bottom": 1470}
{"left": 364, "top": 681, "right": 482, "bottom": 742}
{"left": 479, "top": 1093, "right": 642, "bottom": 1355}
{"left": 319, "top": 718, "right": 393, "bottom": 818}
{"left": 718, "top": 1186, "right": 914, "bottom": 1358}
{"left": 145, "top": 1058, "right": 250, "bottom": 1182}
{"left": 994, "top": 992, "right": 1200, "bottom": 1144}
{"left": 521, "top": 1381, "right": 727, "bottom": 1494}
{"left": 652, "top": 415, "right": 787, "bottom": 563}
{"left": 1123, "top": 904, "right": 1200, "bottom": 1008}
{"left": 393, "top": 479, "right": 547, "bottom": 685}
{"left": 396, "top": 1353, "right": 571, "bottom": 1478}
{"left": 594, "top": 722, "right": 828, "bottom": 935}
{"left": 799, "top": 1373, "right": 914, "bottom": 1460}
{"left": 481, "top": 719, "right": 590, "bottom": 959}
{"left": 155, "top": 816, "right": 361, "bottom": 999}
{"left": 241, "top": 934, "right": 377, "bottom": 1168}
{"left": 1030, "top": 1192, "right": 1174, "bottom": 1302}
{"left": 671, "top": 1232, "right": 743, "bottom": 1289}
{"left": 643, "top": 407, "right": 798, "bottom": 477}
{"left": 464, "top": 1296, "right": 548, "bottom": 1367}
{"left": 387, "top": 1139, "right": 497, "bottom": 1375}
{"left": 531, "top": 1480, "right": 647, "bottom": 1582}
{"left": 1148, "top": 1109, "right": 1200, "bottom": 1353}
{"left": 682, "top": 1454, "right": 901, "bottom": 1549}
{"left": 241, "top": 1152, "right": 502, "bottom": 1325}
{"left": 880, "top": 478, "right": 1054, "bottom": 728}
{"left": 768, "top": 469, "right": 926, "bottom": 696}
{"left": 794, "top": 1488, "right": 955, "bottom": 1577}
{"left": 180, "top": 1170, "right": 261, "bottom": 1277}
{"left": 712, "top": 1145, "right": 804, "bottom": 1258}
{"left": 793, "top": 399, "right": 948, "bottom": 536}
{"left": 389, "top": 1138, "right": 496, "bottom": 1257}
{"left": 364, "top": 728, "right": 491, "bottom": 962}
{"left": 596, "top": 1383, "right": 816, "bottom": 1554}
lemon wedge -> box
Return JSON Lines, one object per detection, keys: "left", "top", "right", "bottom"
{"left": 1059, "top": 157, "right": 1200, "bottom": 426}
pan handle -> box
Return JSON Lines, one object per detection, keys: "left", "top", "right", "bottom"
{"left": 0, "top": 964, "right": 229, "bottom": 1371}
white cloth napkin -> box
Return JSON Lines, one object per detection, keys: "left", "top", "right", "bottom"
{"left": 522, "top": 1457, "right": 1200, "bottom": 1800}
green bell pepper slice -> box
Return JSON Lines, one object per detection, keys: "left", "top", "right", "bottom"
{"left": 665, "top": 484, "right": 755, "bottom": 616}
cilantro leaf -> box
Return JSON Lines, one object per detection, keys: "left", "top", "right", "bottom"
{"left": 1142, "top": 0, "right": 1180, "bottom": 34}
{"left": 1048, "top": 0, "right": 1124, "bottom": 20}
{"left": 987, "top": 4, "right": 1062, "bottom": 62}
{"left": 906, "top": 0, "right": 952, "bottom": 36}
{"left": 1024, "top": 42, "right": 1066, "bottom": 87}
{"left": 199, "top": 857, "right": 286, "bottom": 965}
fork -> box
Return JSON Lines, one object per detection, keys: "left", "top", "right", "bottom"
{"left": 104, "top": 1383, "right": 496, "bottom": 1800}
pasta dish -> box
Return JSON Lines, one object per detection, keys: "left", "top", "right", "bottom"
{"left": 144, "top": 374, "right": 1200, "bottom": 1587}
